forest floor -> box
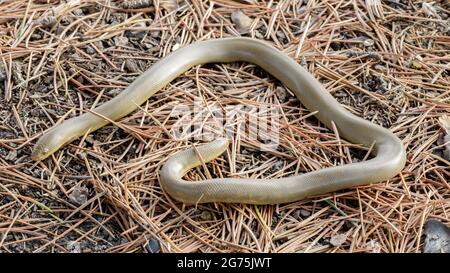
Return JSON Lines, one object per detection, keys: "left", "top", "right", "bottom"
{"left": 0, "top": 0, "right": 449, "bottom": 253}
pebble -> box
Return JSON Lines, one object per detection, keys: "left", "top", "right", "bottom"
{"left": 68, "top": 185, "right": 89, "bottom": 206}
{"left": 144, "top": 43, "right": 154, "bottom": 49}
{"left": 365, "top": 239, "right": 381, "bottom": 253}
{"left": 329, "top": 233, "right": 347, "bottom": 247}
{"left": 31, "top": 33, "right": 42, "bottom": 40}
{"left": 276, "top": 30, "right": 286, "bottom": 41}
{"left": 145, "top": 238, "right": 161, "bottom": 253}
{"left": 363, "top": 38, "right": 374, "bottom": 47}
{"left": 67, "top": 241, "right": 82, "bottom": 253}
{"left": 214, "top": 86, "right": 225, "bottom": 92}
{"left": 200, "top": 210, "right": 213, "bottom": 221}
{"left": 55, "top": 25, "right": 64, "bottom": 35}
{"left": 231, "top": 10, "right": 253, "bottom": 34}
{"left": 86, "top": 45, "right": 96, "bottom": 55}
{"left": 172, "top": 43, "right": 180, "bottom": 51}
{"left": 255, "top": 30, "right": 264, "bottom": 39}
{"left": 300, "top": 209, "right": 311, "bottom": 217}
{"left": 73, "top": 9, "right": 84, "bottom": 17}
{"left": 276, "top": 86, "right": 289, "bottom": 102}
{"left": 114, "top": 36, "right": 129, "bottom": 47}
{"left": 85, "top": 136, "right": 95, "bottom": 145}
{"left": 423, "top": 219, "right": 450, "bottom": 253}
{"left": 293, "top": 209, "right": 311, "bottom": 219}
{"left": 150, "top": 30, "right": 160, "bottom": 38}
{"left": 127, "top": 21, "right": 147, "bottom": 40}
{"left": 373, "top": 64, "right": 385, "bottom": 71}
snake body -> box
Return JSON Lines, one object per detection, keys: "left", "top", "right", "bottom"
{"left": 32, "top": 38, "right": 406, "bottom": 204}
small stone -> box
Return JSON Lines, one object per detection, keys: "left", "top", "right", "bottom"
{"left": 330, "top": 233, "right": 347, "bottom": 247}
{"left": 68, "top": 185, "right": 89, "bottom": 206}
{"left": 125, "top": 59, "right": 140, "bottom": 73}
{"left": 73, "top": 9, "right": 84, "bottom": 16}
{"left": 200, "top": 210, "right": 213, "bottom": 221}
{"left": 145, "top": 238, "right": 160, "bottom": 253}
{"left": 55, "top": 25, "right": 64, "bottom": 35}
{"left": 276, "top": 30, "right": 286, "bottom": 40}
{"left": 172, "top": 43, "right": 180, "bottom": 51}
{"left": 365, "top": 240, "right": 381, "bottom": 253}
{"left": 114, "top": 36, "right": 129, "bottom": 47}
{"left": 85, "top": 136, "right": 95, "bottom": 145}
{"left": 127, "top": 21, "right": 147, "bottom": 39}
{"left": 300, "top": 209, "right": 311, "bottom": 217}
{"left": 214, "top": 86, "right": 224, "bottom": 92}
{"left": 31, "top": 33, "right": 42, "bottom": 40}
{"left": 231, "top": 10, "right": 253, "bottom": 34}
{"left": 255, "top": 30, "right": 264, "bottom": 39}
{"left": 423, "top": 219, "right": 450, "bottom": 253}
{"left": 67, "top": 241, "right": 81, "bottom": 253}
{"left": 276, "top": 86, "right": 290, "bottom": 102}
{"left": 86, "top": 45, "right": 96, "bottom": 54}
{"left": 363, "top": 38, "right": 374, "bottom": 47}
{"left": 150, "top": 31, "right": 160, "bottom": 38}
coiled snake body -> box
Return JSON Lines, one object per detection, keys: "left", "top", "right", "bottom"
{"left": 32, "top": 38, "right": 406, "bottom": 204}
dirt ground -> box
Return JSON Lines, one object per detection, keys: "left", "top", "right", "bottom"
{"left": 0, "top": 0, "right": 449, "bottom": 253}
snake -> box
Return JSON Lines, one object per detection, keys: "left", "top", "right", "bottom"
{"left": 31, "top": 37, "right": 406, "bottom": 204}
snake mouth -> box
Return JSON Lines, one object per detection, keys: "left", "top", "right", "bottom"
{"left": 31, "top": 149, "right": 44, "bottom": 161}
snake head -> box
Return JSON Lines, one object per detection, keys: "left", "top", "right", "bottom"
{"left": 31, "top": 128, "right": 66, "bottom": 161}
{"left": 31, "top": 141, "right": 51, "bottom": 161}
